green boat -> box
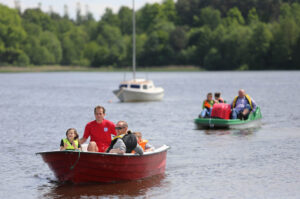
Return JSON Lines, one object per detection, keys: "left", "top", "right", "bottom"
{"left": 194, "top": 107, "right": 262, "bottom": 129}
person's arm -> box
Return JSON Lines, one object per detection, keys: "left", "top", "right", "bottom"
{"left": 60, "top": 139, "right": 65, "bottom": 150}
{"left": 109, "top": 148, "right": 125, "bottom": 154}
{"left": 71, "top": 141, "right": 80, "bottom": 150}
{"left": 77, "top": 142, "right": 81, "bottom": 150}
{"left": 111, "top": 122, "right": 117, "bottom": 136}
{"left": 60, "top": 140, "right": 69, "bottom": 151}
{"left": 134, "top": 145, "right": 144, "bottom": 155}
{"left": 80, "top": 124, "right": 90, "bottom": 145}
{"left": 109, "top": 139, "right": 126, "bottom": 154}
{"left": 79, "top": 137, "right": 87, "bottom": 145}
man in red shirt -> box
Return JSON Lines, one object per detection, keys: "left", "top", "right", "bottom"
{"left": 79, "top": 106, "right": 116, "bottom": 152}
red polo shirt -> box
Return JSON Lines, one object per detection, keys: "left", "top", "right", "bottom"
{"left": 83, "top": 119, "right": 116, "bottom": 152}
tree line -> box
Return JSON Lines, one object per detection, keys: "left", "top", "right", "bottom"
{"left": 0, "top": 0, "right": 300, "bottom": 70}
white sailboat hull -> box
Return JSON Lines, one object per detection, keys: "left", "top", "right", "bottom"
{"left": 113, "top": 87, "right": 164, "bottom": 102}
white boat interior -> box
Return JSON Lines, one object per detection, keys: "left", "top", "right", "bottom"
{"left": 79, "top": 144, "right": 169, "bottom": 156}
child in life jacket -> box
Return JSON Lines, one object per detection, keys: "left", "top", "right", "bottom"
{"left": 214, "top": 92, "right": 225, "bottom": 103}
{"left": 133, "top": 132, "right": 155, "bottom": 152}
{"left": 199, "top": 93, "right": 215, "bottom": 118}
{"left": 60, "top": 128, "right": 81, "bottom": 151}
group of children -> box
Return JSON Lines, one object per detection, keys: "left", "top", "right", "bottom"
{"left": 199, "top": 92, "right": 225, "bottom": 118}
{"left": 60, "top": 128, "right": 152, "bottom": 152}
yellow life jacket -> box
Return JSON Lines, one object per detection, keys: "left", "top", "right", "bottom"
{"left": 111, "top": 134, "right": 125, "bottom": 141}
{"left": 108, "top": 132, "right": 137, "bottom": 153}
{"left": 232, "top": 95, "right": 253, "bottom": 109}
{"left": 63, "top": 138, "right": 79, "bottom": 150}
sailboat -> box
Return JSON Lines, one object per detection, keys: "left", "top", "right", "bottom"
{"left": 113, "top": 0, "right": 164, "bottom": 102}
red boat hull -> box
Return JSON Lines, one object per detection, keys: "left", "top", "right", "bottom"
{"left": 37, "top": 146, "right": 169, "bottom": 183}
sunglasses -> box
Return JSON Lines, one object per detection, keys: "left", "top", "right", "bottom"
{"left": 115, "top": 127, "right": 124, "bottom": 130}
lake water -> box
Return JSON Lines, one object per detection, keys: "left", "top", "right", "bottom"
{"left": 0, "top": 71, "right": 299, "bottom": 199}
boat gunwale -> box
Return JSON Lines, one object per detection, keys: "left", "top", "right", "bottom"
{"left": 194, "top": 117, "right": 262, "bottom": 125}
{"left": 194, "top": 106, "right": 262, "bottom": 125}
{"left": 36, "top": 145, "right": 170, "bottom": 157}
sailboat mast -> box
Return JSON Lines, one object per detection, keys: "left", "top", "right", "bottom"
{"left": 132, "top": 0, "right": 136, "bottom": 80}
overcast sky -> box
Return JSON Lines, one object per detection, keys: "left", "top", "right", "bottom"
{"left": 0, "top": 0, "right": 163, "bottom": 20}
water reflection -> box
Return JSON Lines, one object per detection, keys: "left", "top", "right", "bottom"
{"left": 41, "top": 174, "right": 166, "bottom": 199}
{"left": 203, "top": 128, "right": 260, "bottom": 136}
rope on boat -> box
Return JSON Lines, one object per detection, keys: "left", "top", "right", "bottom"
{"left": 209, "top": 117, "right": 214, "bottom": 128}
{"left": 116, "top": 89, "right": 124, "bottom": 97}
{"left": 70, "top": 150, "right": 81, "bottom": 170}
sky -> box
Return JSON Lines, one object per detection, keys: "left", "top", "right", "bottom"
{"left": 0, "top": 0, "right": 163, "bottom": 20}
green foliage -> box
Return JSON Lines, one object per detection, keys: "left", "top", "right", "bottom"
{"left": 203, "top": 48, "right": 222, "bottom": 70}
{"left": 220, "top": 25, "right": 252, "bottom": 70}
{"left": 94, "top": 22, "right": 127, "bottom": 66}
{"left": 187, "top": 26, "right": 212, "bottom": 66}
{"left": 22, "top": 8, "right": 56, "bottom": 32}
{"left": 170, "top": 26, "right": 188, "bottom": 52}
{"left": 247, "top": 8, "right": 259, "bottom": 24}
{"left": 40, "top": 31, "right": 62, "bottom": 64}
{"left": 270, "top": 19, "right": 299, "bottom": 69}
{"left": 137, "top": 3, "right": 164, "bottom": 33}
{"left": 161, "top": 0, "right": 178, "bottom": 23}
{"left": 118, "top": 6, "right": 132, "bottom": 35}
{"left": 0, "top": 1, "right": 300, "bottom": 70}
{"left": 61, "top": 26, "right": 88, "bottom": 65}
{"left": 101, "top": 8, "right": 120, "bottom": 27}
{"left": 176, "top": 0, "right": 203, "bottom": 26}
{"left": 140, "top": 29, "right": 173, "bottom": 65}
{"left": 194, "top": 7, "right": 221, "bottom": 29}
{"left": 247, "top": 22, "right": 273, "bottom": 69}
{"left": 0, "top": 4, "right": 27, "bottom": 65}
{"left": 225, "top": 7, "right": 245, "bottom": 26}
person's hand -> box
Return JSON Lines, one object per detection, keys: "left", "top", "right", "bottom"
{"left": 72, "top": 142, "right": 77, "bottom": 149}
{"left": 117, "top": 149, "right": 125, "bottom": 154}
{"left": 109, "top": 148, "right": 125, "bottom": 154}
{"left": 145, "top": 148, "right": 154, "bottom": 152}
{"left": 64, "top": 143, "right": 68, "bottom": 149}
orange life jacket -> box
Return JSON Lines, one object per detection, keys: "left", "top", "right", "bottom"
{"left": 139, "top": 140, "right": 148, "bottom": 151}
{"left": 204, "top": 100, "right": 213, "bottom": 109}
{"left": 131, "top": 139, "right": 148, "bottom": 153}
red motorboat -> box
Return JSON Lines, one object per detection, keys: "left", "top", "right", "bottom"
{"left": 36, "top": 145, "right": 170, "bottom": 183}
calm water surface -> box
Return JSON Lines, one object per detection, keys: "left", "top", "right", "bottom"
{"left": 0, "top": 71, "right": 299, "bottom": 199}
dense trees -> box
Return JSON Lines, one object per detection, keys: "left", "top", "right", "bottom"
{"left": 0, "top": 0, "right": 300, "bottom": 70}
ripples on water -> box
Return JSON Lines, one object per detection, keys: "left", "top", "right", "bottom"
{"left": 0, "top": 71, "right": 299, "bottom": 199}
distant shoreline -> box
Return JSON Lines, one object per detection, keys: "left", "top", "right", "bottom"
{"left": 0, "top": 65, "right": 202, "bottom": 73}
